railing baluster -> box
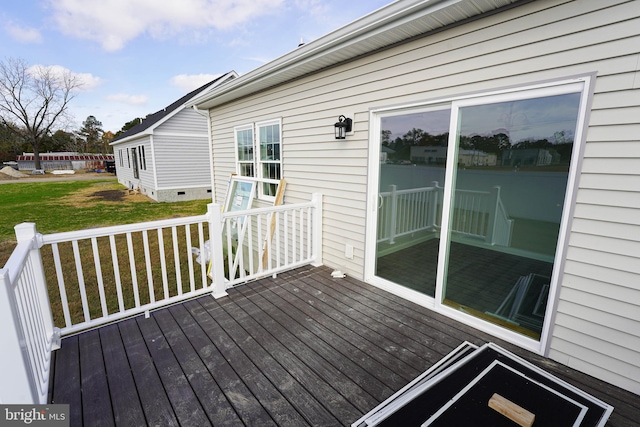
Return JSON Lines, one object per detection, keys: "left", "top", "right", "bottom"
{"left": 197, "top": 223, "right": 207, "bottom": 289}
{"left": 109, "top": 235, "right": 125, "bottom": 313}
{"left": 171, "top": 226, "right": 182, "bottom": 296}
{"left": 275, "top": 211, "right": 281, "bottom": 268}
{"left": 185, "top": 224, "right": 195, "bottom": 293}
{"left": 157, "top": 228, "right": 169, "bottom": 300}
{"left": 284, "top": 211, "right": 289, "bottom": 265}
{"left": 246, "top": 217, "right": 253, "bottom": 275}
{"left": 292, "top": 209, "right": 297, "bottom": 263}
{"left": 299, "top": 208, "right": 304, "bottom": 263}
{"left": 126, "top": 232, "right": 141, "bottom": 307}
{"left": 71, "top": 240, "right": 90, "bottom": 322}
{"left": 51, "top": 243, "right": 71, "bottom": 328}
{"left": 142, "top": 230, "right": 155, "bottom": 304}
{"left": 91, "top": 237, "right": 108, "bottom": 317}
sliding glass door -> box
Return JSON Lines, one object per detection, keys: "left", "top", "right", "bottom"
{"left": 375, "top": 107, "right": 451, "bottom": 297}
{"left": 371, "top": 79, "right": 589, "bottom": 344}
{"left": 441, "top": 89, "right": 582, "bottom": 340}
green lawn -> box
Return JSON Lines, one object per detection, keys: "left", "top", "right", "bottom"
{"left": 0, "top": 179, "right": 211, "bottom": 265}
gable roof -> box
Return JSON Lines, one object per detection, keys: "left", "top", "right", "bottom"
{"left": 192, "top": 0, "right": 526, "bottom": 110}
{"left": 111, "top": 71, "right": 237, "bottom": 144}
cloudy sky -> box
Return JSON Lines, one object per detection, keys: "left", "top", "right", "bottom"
{"left": 1, "top": 0, "right": 391, "bottom": 133}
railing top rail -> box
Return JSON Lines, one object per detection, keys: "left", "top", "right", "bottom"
{"left": 40, "top": 200, "right": 319, "bottom": 245}
{"left": 456, "top": 189, "right": 491, "bottom": 196}
{"left": 40, "top": 214, "right": 209, "bottom": 245}
{"left": 0, "top": 239, "right": 33, "bottom": 285}
{"left": 379, "top": 186, "right": 440, "bottom": 196}
{"left": 221, "top": 200, "right": 315, "bottom": 219}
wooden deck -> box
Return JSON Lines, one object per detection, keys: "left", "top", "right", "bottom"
{"left": 48, "top": 265, "right": 639, "bottom": 426}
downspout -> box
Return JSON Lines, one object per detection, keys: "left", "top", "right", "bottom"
{"left": 192, "top": 105, "right": 216, "bottom": 203}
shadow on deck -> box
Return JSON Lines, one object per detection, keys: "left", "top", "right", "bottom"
{"left": 49, "top": 265, "right": 638, "bottom": 426}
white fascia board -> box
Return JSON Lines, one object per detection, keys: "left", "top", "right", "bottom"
{"left": 109, "top": 132, "right": 153, "bottom": 146}
{"left": 191, "top": 0, "right": 470, "bottom": 110}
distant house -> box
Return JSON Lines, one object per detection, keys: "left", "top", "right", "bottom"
{"left": 110, "top": 72, "right": 237, "bottom": 202}
{"left": 410, "top": 146, "right": 497, "bottom": 166}
{"left": 502, "top": 148, "right": 561, "bottom": 167}
{"left": 192, "top": 0, "right": 640, "bottom": 396}
{"left": 16, "top": 152, "right": 114, "bottom": 171}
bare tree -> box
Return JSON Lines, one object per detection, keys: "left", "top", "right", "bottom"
{"left": 0, "top": 57, "right": 82, "bottom": 170}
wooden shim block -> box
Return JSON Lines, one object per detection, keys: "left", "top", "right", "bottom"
{"left": 488, "top": 393, "right": 535, "bottom": 427}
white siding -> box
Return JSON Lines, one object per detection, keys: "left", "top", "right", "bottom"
{"left": 153, "top": 108, "right": 213, "bottom": 200}
{"left": 208, "top": 0, "right": 640, "bottom": 394}
{"left": 156, "top": 107, "right": 208, "bottom": 135}
{"left": 153, "top": 132, "right": 211, "bottom": 189}
{"left": 113, "top": 136, "right": 155, "bottom": 198}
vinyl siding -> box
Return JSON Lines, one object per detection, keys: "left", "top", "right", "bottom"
{"left": 113, "top": 136, "right": 155, "bottom": 197}
{"left": 150, "top": 108, "right": 212, "bottom": 193}
{"left": 153, "top": 134, "right": 211, "bottom": 188}
{"left": 207, "top": 0, "right": 640, "bottom": 394}
{"left": 155, "top": 106, "right": 208, "bottom": 135}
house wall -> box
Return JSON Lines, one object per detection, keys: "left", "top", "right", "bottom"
{"left": 113, "top": 136, "right": 156, "bottom": 200}
{"left": 153, "top": 108, "right": 213, "bottom": 202}
{"left": 208, "top": 0, "right": 640, "bottom": 394}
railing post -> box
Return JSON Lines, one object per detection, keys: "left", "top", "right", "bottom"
{"left": 388, "top": 185, "right": 398, "bottom": 244}
{"left": 486, "top": 186, "right": 501, "bottom": 245}
{"left": 430, "top": 181, "right": 440, "bottom": 229}
{"left": 311, "top": 193, "right": 323, "bottom": 267}
{"left": 14, "top": 223, "right": 60, "bottom": 351}
{"left": 207, "top": 203, "right": 228, "bottom": 299}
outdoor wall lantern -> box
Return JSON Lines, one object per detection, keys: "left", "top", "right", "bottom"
{"left": 334, "top": 115, "right": 353, "bottom": 139}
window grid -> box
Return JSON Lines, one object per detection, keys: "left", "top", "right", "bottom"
{"left": 235, "top": 120, "right": 282, "bottom": 199}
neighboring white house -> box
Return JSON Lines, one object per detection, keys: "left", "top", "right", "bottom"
{"left": 410, "top": 146, "right": 498, "bottom": 166}
{"left": 192, "top": 0, "right": 640, "bottom": 396}
{"left": 110, "top": 72, "right": 237, "bottom": 202}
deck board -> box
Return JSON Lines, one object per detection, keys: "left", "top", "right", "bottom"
{"left": 51, "top": 335, "right": 82, "bottom": 427}
{"left": 168, "top": 303, "right": 275, "bottom": 426}
{"left": 99, "top": 324, "right": 147, "bottom": 426}
{"left": 183, "top": 298, "right": 305, "bottom": 427}
{"left": 49, "top": 265, "right": 640, "bottom": 427}
{"left": 78, "top": 329, "right": 114, "bottom": 427}
{"left": 117, "top": 318, "right": 179, "bottom": 427}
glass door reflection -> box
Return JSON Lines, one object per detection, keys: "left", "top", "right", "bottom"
{"left": 442, "top": 93, "right": 581, "bottom": 339}
{"left": 375, "top": 108, "right": 451, "bottom": 297}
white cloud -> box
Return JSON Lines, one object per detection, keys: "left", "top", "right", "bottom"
{"left": 105, "top": 94, "right": 148, "bottom": 105}
{"left": 4, "top": 21, "right": 43, "bottom": 43}
{"left": 171, "top": 73, "right": 223, "bottom": 92}
{"left": 28, "top": 64, "right": 103, "bottom": 92}
{"left": 47, "top": 0, "right": 286, "bottom": 51}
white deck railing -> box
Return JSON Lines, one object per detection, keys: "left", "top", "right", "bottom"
{"left": 0, "top": 195, "right": 322, "bottom": 403}
{"left": 0, "top": 224, "right": 60, "bottom": 404}
{"left": 222, "top": 195, "right": 322, "bottom": 286}
{"left": 378, "top": 182, "right": 512, "bottom": 246}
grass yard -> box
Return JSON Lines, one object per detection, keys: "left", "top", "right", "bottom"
{"left": 0, "top": 179, "right": 211, "bottom": 266}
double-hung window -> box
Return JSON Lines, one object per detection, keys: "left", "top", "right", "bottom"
{"left": 234, "top": 119, "right": 282, "bottom": 200}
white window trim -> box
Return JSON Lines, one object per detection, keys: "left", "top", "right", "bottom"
{"left": 234, "top": 118, "right": 283, "bottom": 201}
{"left": 234, "top": 123, "right": 255, "bottom": 180}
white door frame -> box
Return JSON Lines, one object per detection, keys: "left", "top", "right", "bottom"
{"left": 364, "top": 76, "right": 594, "bottom": 356}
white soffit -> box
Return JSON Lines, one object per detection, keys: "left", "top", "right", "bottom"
{"left": 193, "top": 0, "right": 523, "bottom": 110}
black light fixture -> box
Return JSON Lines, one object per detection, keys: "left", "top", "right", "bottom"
{"left": 334, "top": 115, "right": 353, "bottom": 139}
